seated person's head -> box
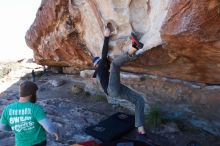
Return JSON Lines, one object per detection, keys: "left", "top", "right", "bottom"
{"left": 19, "top": 81, "right": 38, "bottom": 103}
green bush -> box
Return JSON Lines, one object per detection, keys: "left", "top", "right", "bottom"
{"left": 93, "top": 95, "right": 107, "bottom": 102}
{"left": 145, "top": 106, "right": 162, "bottom": 128}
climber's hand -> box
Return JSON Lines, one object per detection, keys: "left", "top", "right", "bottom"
{"left": 104, "top": 27, "right": 110, "bottom": 37}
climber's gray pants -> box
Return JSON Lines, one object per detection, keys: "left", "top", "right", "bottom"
{"left": 107, "top": 53, "right": 145, "bottom": 128}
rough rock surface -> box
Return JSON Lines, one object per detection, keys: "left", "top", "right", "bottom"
{"left": 160, "top": 0, "right": 220, "bottom": 83}
{"left": 25, "top": 0, "right": 92, "bottom": 70}
{"left": 26, "top": 0, "right": 220, "bottom": 83}
{"left": 25, "top": 0, "right": 165, "bottom": 75}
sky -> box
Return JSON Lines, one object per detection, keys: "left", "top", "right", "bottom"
{"left": 0, "top": 0, "right": 41, "bottom": 61}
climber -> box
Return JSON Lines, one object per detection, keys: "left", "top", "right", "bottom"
{"left": 93, "top": 24, "right": 151, "bottom": 141}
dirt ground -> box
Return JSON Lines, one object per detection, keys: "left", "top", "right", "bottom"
{"left": 0, "top": 59, "right": 220, "bottom": 146}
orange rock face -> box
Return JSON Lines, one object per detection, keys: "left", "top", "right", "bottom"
{"left": 160, "top": 0, "right": 220, "bottom": 83}
{"left": 26, "top": 0, "right": 220, "bottom": 83}
{"left": 25, "top": 0, "right": 92, "bottom": 70}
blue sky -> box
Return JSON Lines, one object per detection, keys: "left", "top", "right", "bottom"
{"left": 0, "top": 0, "right": 41, "bottom": 61}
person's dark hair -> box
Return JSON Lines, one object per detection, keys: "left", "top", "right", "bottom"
{"left": 19, "top": 81, "right": 38, "bottom": 99}
{"left": 30, "top": 93, "right": 37, "bottom": 103}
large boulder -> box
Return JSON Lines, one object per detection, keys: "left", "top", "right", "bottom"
{"left": 25, "top": 0, "right": 220, "bottom": 136}
{"left": 26, "top": 0, "right": 220, "bottom": 83}
{"left": 25, "top": 0, "right": 170, "bottom": 76}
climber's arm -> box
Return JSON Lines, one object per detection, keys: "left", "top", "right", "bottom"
{"left": 101, "top": 27, "right": 111, "bottom": 59}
